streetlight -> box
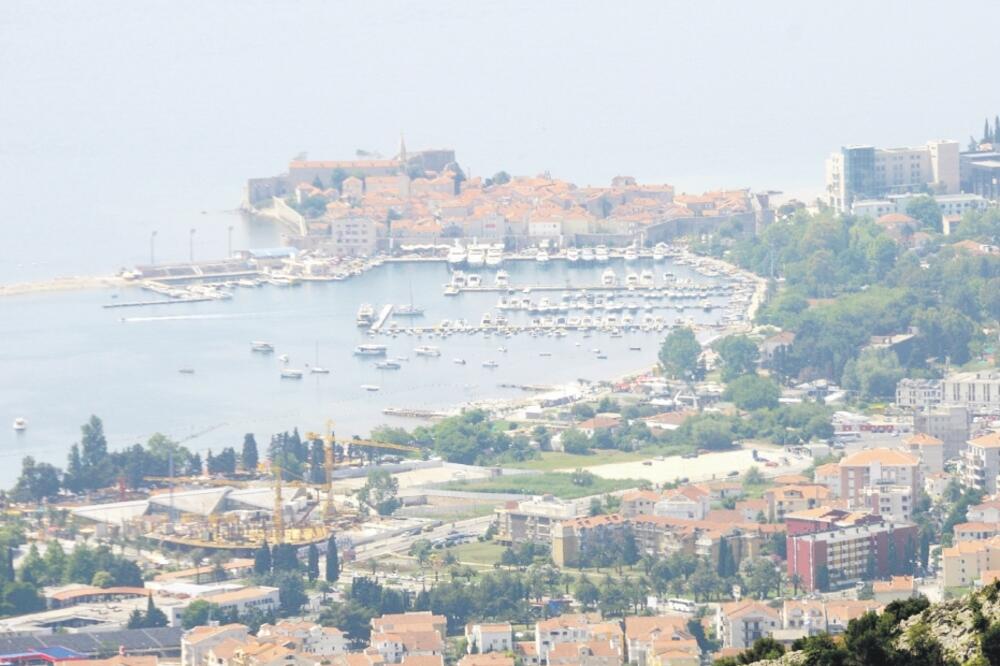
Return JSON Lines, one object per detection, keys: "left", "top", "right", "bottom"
{"left": 150, "top": 230, "right": 158, "bottom": 265}
{"left": 189, "top": 228, "right": 196, "bottom": 264}
{"left": 227, "top": 225, "right": 234, "bottom": 259}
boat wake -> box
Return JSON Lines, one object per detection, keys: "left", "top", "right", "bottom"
{"left": 122, "top": 312, "right": 268, "bottom": 323}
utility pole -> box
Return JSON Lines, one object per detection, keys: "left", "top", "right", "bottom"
{"left": 150, "top": 230, "right": 158, "bottom": 265}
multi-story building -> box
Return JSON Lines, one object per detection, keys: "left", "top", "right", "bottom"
{"left": 826, "top": 140, "right": 960, "bottom": 211}
{"left": 183, "top": 625, "right": 250, "bottom": 666}
{"left": 715, "top": 601, "right": 781, "bottom": 650}
{"left": 960, "top": 431, "right": 1000, "bottom": 494}
{"left": 328, "top": 216, "right": 377, "bottom": 257}
{"left": 852, "top": 192, "right": 987, "bottom": 221}
{"left": 256, "top": 622, "right": 347, "bottom": 656}
{"left": 942, "top": 371, "right": 1000, "bottom": 414}
{"left": 838, "top": 448, "right": 921, "bottom": 508}
{"left": 895, "top": 378, "right": 942, "bottom": 409}
{"left": 813, "top": 464, "right": 841, "bottom": 498}
{"left": 534, "top": 615, "right": 597, "bottom": 663}
{"left": 623, "top": 616, "right": 692, "bottom": 666}
{"left": 961, "top": 150, "right": 1000, "bottom": 201}
{"left": 913, "top": 406, "right": 970, "bottom": 461}
{"left": 941, "top": 537, "right": 1000, "bottom": 588}
{"left": 905, "top": 433, "right": 944, "bottom": 474}
{"left": 764, "top": 485, "right": 832, "bottom": 522}
{"left": 197, "top": 587, "right": 280, "bottom": 620}
{"left": 861, "top": 483, "right": 915, "bottom": 522}
{"left": 547, "top": 641, "right": 622, "bottom": 666}
{"left": 495, "top": 495, "right": 579, "bottom": 546}
{"left": 464, "top": 623, "right": 513, "bottom": 655}
{"left": 551, "top": 515, "right": 627, "bottom": 567}
{"left": 785, "top": 508, "right": 917, "bottom": 592}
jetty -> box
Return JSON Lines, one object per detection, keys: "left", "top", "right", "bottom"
{"left": 370, "top": 304, "right": 394, "bottom": 332}
{"left": 103, "top": 297, "right": 218, "bottom": 309}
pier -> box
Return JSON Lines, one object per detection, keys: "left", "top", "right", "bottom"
{"left": 371, "top": 304, "right": 395, "bottom": 332}
{"left": 103, "top": 297, "right": 218, "bottom": 309}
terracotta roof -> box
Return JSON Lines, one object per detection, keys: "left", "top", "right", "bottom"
{"left": 401, "top": 656, "right": 444, "bottom": 666}
{"left": 839, "top": 448, "right": 919, "bottom": 467}
{"left": 184, "top": 624, "right": 248, "bottom": 645}
{"left": 623, "top": 615, "right": 690, "bottom": 641}
{"left": 872, "top": 576, "right": 914, "bottom": 593}
{"left": 971, "top": 432, "right": 1000, "bottom": 448}
{"left": 813, "top": 463, "right": 841, "bottom": 479}
{"left": 719, "top": 600, "right": 780, "bottom": 620}
{"left": 876, "top": 213, "right": 917, "bottom": 225}
{"left": 47, "top": 586, "right": 148, "bottom": 602}
{"left": 905, "top": 433, "right": 943, "bottom": 447}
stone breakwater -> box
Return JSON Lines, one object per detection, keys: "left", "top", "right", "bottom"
{"left": 0, "top": 276, "right": 126, "bottom": 298}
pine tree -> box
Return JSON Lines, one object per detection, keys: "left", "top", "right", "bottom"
{"left": 307, "top": 544, "right": 319, "bottom": 581}
{"left": 144, "top": 594, "right": 168, "bottom": 627}
{"left": 325, "top": 534, "right": 339, "bottom": 583}
{"left": 64, "top": 444, "right": 84, "bottom": 494}
{"left": 309, "top": 439, "right": 325, "bottom": 485}
{"left": 254, "top": 540, "right": 271, "bottom": 575}
{"left": 241, "top": 434, "right": 259, "bottom": 473}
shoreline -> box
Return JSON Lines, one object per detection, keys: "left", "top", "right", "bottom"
{"left": 0, "top": 275, "right": 127, "bottom": 298}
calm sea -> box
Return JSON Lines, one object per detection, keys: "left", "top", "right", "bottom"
{"left": 0, "top": 258, "right": 731, "bottom": 486}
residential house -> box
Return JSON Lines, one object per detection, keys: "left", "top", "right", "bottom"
{"left": 715, "top": 601, "right": 781, "bottom": 650}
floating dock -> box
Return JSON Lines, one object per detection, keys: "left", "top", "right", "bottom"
{"left": 370, "top": 304, "right": 394, "bottom": 332}
{"left": 103, "top": 297, "right": 217, "bottom": 309}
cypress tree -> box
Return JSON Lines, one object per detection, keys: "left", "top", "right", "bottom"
{"left": 241, "top": 434, "right": 259, "bottom": 473}
{"left": 994, "top": 115, "right": 1000, "bottom": 143}
{"left": 986, "top": 118, "right": 992, "bottom": 143}
{"left": 254, "top": 540, "right": 271, "bottom": 575}
{"left": 307, "top": 544, "right": 319, "bottom": 581}
{"left": 325, "top": 534, "right": 339, "bottom": 583}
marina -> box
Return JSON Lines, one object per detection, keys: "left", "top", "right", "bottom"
{"left": 0, "top": 249, "right": 762, "bottom": 488}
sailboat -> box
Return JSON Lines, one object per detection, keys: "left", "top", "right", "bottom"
{"left": 396, "top": 284, "right": 424, "bottom": 317}
{"left": 310, "top": 342, "right": 330, "bottom": 374}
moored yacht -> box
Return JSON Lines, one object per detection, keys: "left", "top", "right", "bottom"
{"left": 653, "top": 243, "right": 668, "bottom": 261}
{"left": 354, "top": 344, "right": 388, "bottom": 356}
{"left": 250, "top": 341, "right": 274, "bottom": 353}
{"left": 624, "top": 245, "right": 639, "bottom": 262}
{"left": 415, "top": 345, "right": 441, "bottom": 357}
{"left": 12, "top": 417, "right": 27, "bottom": 431}
{"left": 356, "top": 304, "right": 375, "bottom": 327}
{"left": 466, "top": 245, "right": 486, "bottom": 267}
{"left": 581, "top": 247, "right": 595, "bottom": 262}
{"left": 601, "top": 268, "right": 617, "bottom": 286}
{"left": 566, "top": 247, "right": 580, "bottom": 262}
{"left": 280, "top": 369, "right": 304, "bottom": 379}
{"left": 595, "top": 245, "right": 609, "bottom": 262}
{"left": 495, "top": 270, "right": 510, "bottom": 287}
{"left": 640, "top": 269, "right": 655, "bottom": 287}
{"left": 485, "top": 245, "right": 504, "bottom": 267}
{"left": 536, "top": 248, "right": 550, "bottom": 263}
{"left": 447, "top": 244, "right": 466, "bottom": 266}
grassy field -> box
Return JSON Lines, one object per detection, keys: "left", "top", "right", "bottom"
{"left": 398, "top": 504, "right": 498, "bottom": 521}
{"left": 441, "top": 471, "right": 640, "bottom": 499}
{"left": 447, "top": 541, "right": 508, "bottom": 565}
{"left": 504, "top": 450, "right": 649, "bottom": 471}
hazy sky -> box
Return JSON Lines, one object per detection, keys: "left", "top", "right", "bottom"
{"left": 1, "top": 0, "right": 998, "bottom": 275}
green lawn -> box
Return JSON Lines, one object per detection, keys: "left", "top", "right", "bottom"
{"left": 441, "top": 472, "right": 640, "bottom": 499}
{"left": 447, "top": 541, "right": 508, "bottom": 565}
{"left": 504, "top": 450, "right": 648, "bottom": 471}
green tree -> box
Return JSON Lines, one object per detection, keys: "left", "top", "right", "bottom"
{"left": 91, "top": 570, "right": 115, "bottom": 588}
{"left": 79, "top": 415, "right": 114, "bottom": 490}
{"left": 905, "top": 195, "right": 943, "bottom": 232}
{"left": 659, "top": 327, "right": 702, "bottom": 380}
{"left": 143, "top": 594, "right": 168, "bottom": 628}
{"left": 714, "top": 335, "right": 760, "bottom": 381}
{"left": 64, "top": 444, "right": 84, "bottom": 494}
{"left": 325, "top": 534, "right": 340, "bottom": 583}
{"left": 561, "top": 429, "right": 592, "bottom": 455}
{"left": 309, "top": 439, "right": 325, "bottom": 485}
{"left": 307, "top": 544, "right": 320, "bottom": 581}
{"left": 12, "top": 457, "right": 62, "bottom": 502}
{"left": 574, "top": 574, "right": 599, "bottom": 609}
{"left": 43, "top": 541, "right": 66, "bottom": 585}
{"left": 241, "top": 434, "right": 259, "bottom": 473}
{"left": 983, "top": 622, "right": 1000, "bottom": 666}
{"left": 358, "top": 469, "right": 400, "bottom": 516}
{"left": 724, "top": 375, "right": 781, "bottom": 410}
{"left": 277, "top": 573, "right": 307, "bottom": 615}
{"left": 254, "top": 540, "right": 272, "bottom": 575}
{"left": 180, "top": 599, "right": 220, "bottom": 629}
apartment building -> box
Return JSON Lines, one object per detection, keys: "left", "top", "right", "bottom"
{"left": 183, "top": 625, "right": 250, "bottom": 666}
{"left": 547, "top": 641, "right": 622, "bottom": 666}
{"left": 895, "top": 378, "right": 942, "bottom": 409}
{"left": 838, "top": 448, "right": 920, "bottom": 510}
{"left": 464, "top": 623, "right": 513, "bottom": 654}
{"left": 534, "top": 615, "right": 598, "bottom": 663}
{"left": 852, "top": 192, "right": 987, "bottom": 221}
{"left": 960, "top": 431, "right": 1000, "bottom": 494}
{"left": 905, "top": 433, "right": 944, "bottom": 474}
{"left": 825, "top": 140, "right": 960, "bottom": 211}
{"left": 913, "top": 406, "right": 971, "bottom": 461}
{"left": 785, "top": 508, "right": 917, "bottom": 592}
{"left": 495, "top": 495, "right": 579, "bottom": 546}
{"left": 942, "top": 371, "right": 1000, "bottom": 413}
{"left": 623, "top": 616, "right": 692, "bottom": 666}
{"left": 256, "top": 622, "right": 347, "bottom": 656}
{"left": 328, "top": 216, "right": 377, "bottom": 257}
{"left": 813, "top": 464, "right": 841, "bottom": 498}
{"left": 715, "top": 601, "right": 781, "bottom": 650}
{"left": 941, "top": 537, "right": 1000, "bottom": 588}
{"left": 764, "top": 485, "right": 832, "bottom": 522}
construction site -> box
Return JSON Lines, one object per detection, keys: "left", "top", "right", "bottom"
{"left": 66, "top": 425, "right": 441, "bottom": 557}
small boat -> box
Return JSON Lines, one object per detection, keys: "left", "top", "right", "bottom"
{"left": 498, "top": 346, "right": 508, "bottom": 353}
{"left": 444, "top": 285, "right": 460, "bottom": 296}
{"left": 482, "top": 360, "right": 499, "bottom": 368}
{"left": 640, "top": 269, "right": 655, "bottom": 287}
{"left": 596, "top": 353, "right": 608, "bottom": 360}
{"left": 624, "top": 246, "right": 639, "bottom": 262}
{"left": 495, "top": 270, "right": 510, "bottom": 287}
{"left": 356, "top": 304, "right": 376, "bottom": 327}
{"left": 467, "top": 274, "right": 482, "bottom": 287}
{"left": 595, "top": 245, "right": 609, "bottom": 262}
{"left": 539, "top": 351, "right": 552, "bottom": 357}
{"left": 653, "top": 243, "right": 668, "bottom": 261}
{"left": 415, "top": 346, "right": 441, "bottom": 357}
{"left": 395, "top": 304, "right": 424, "bottom": 317}
{"left": 453, "top": 358, "right": 467, "bottom": 365}
{"left": 179, "top": 368, "right": 195, "bottom": 374}
{"left": 251, "top": 341, "right": 274, "bottom": 353}
{"left": 485, "top": 246, "right": 504, "bottom": 267}
{"left": 536, "top": 248, "right": 550, "bottom": 263}
{"left": 278, "top": 354, "right": 290, "bottom": 363}
{"left": 467, "top": 245, "right": 486, "bottom": 267}
{"left": 13, "top": 417, "right": 27, "bottom": 431}
{"left": 629, "top": 345, "right": 642, "bottom": 351}
{"left": 280, "top": 369, "right": 304, "bottom": 379}
{"left": 581, "top": 247, "right": 595, "bottom": 262}
{"left": 310, "top": 367, "right": 330, "bottom": 374}
{"left": 361, "top": 384, "right": 381, "bottom": 392}
{"left": 566, "top": 248, "right": 580, "bottom": 263}
{"left": 601, "top": 269, "right": 617, "bottom": 286}
{"left": 375, "top": 360, "right": 402, "bottom": 370}
{"left": 625, "top": 273, "right": 639, "bottom": 287}
{"left": 354, "top": 344, "right": 388, "bottom": 356}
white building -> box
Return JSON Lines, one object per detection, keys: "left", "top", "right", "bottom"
{"left": 852, "top": 192, "right": 986, "bottom": 221}
{"left": 895, "top": 378, "right": 942, "bottom": 409}
{"left": 258, "top": 620, "right": 348, "bottom": 655}
{"left": 182, "top": 624, "right": 250, "bottom": 666}
{"left": 715, "top": 601, "right": 781, "bottom": 649}
{"left": 942, "top": 371, "right": 1000, "bottom": 413}
{"left": 826, "top": 140, "right": 960, "bottom": 211}
{"left": 961, "top": 431, "right": 1000, "bottom": 494}
{"left": 465, "top": 622, "right": 513, "bottom": 654}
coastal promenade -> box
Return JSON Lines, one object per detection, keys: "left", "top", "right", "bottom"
{"left": 0, "top": 275, "right": 125, "bottom": 298}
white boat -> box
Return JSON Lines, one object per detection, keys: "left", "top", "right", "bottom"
{"left": 480, "top": 313, "right": 492, "bottom": 326}
{"left": 595, "top": 245, "right": 609, "bottom": 262}
{"left": 179, "top": 368, "right": 195, "bottom": 374}
{"left": 453, "top": 358, "right": 466, "bottom": 365}
{"left": 485, "top": 246, "right": 504, "bottom": 267}
{"left": 13, "top": 417, "right": 27, "bottom": 431}
{"left": 356, "top": 304, "right": 375, "bottom": 327}
{"left": 280, "top": 369, "right": 304, "bottom": 379}
{"left": 624, "top": 246, "right": 639, "bottom": 262}
{"left": 250, "top": 341, "right": 274, "bottom": 353}
{"left": 444, "top": 285, "right": 460, "bottom": 296}
{"left": 482, "top": 360, "right": 499, "bottom": 368}
{"left": 640, "top": 269, "right": 655, "bottom": 287}
{"left": 495, "top": 270, "right": 509, "bottom": 287}
{"left": 566, "top": 248, "right": 580, "bottom": 262}
{"left": 310, "top": 342, "right": 329, "bottom": 373}
{"left": 415, "top": 345, "right": 441, "bottom": 357}
{"left": 581, "top": 247, "right": 595, "bottom": 262}
{"left": 450, "top": 272, "right": 468, "bottom": 287}
{"left": 361, "top": 384, "right": 381, "bottom": 392}
{"left": 278, "top": 353, "right": 290, "bottom": 363}
{"left": 467, "top": 274, "right": 482, "bottom": 287}
{"left": 375, "top": 360, "right": 402, "bottom": 370}
{"left": 467, "top": 245, "right": 486, "bottom": 267}
{"left": 625, "top": 272, "right": 639, "bottom": 287}
{"left": 536, "top": 248, "right": 550, "bottom": 263}
{"left": 447, "top": 245, "right": 466, "bottom": 266}
{"left": 601, "top": 269, "right": 617, "bottom": 286}
{"left": 354, "top": 344, "right": 388, "bottom": 356}
{"left": 653, "top": 243, "right": 668, "bottom": 261}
